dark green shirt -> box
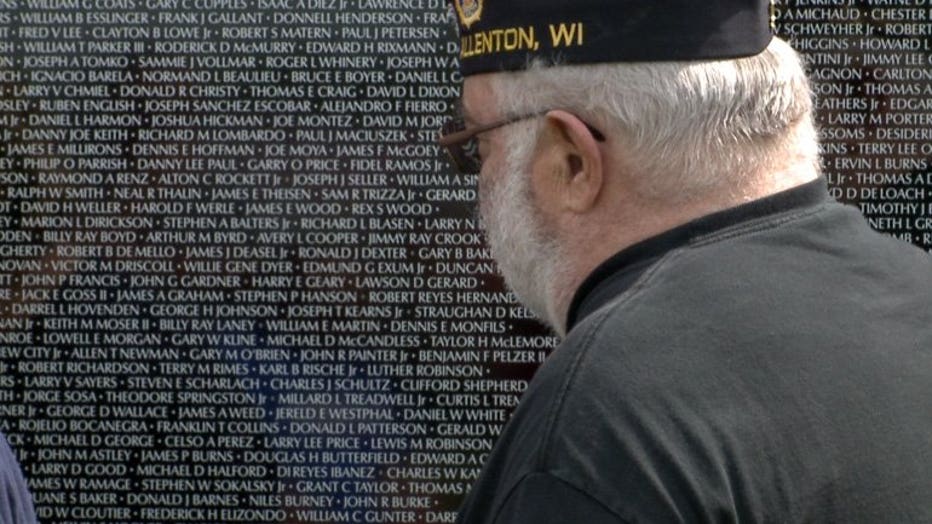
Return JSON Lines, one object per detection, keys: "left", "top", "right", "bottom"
{"left": 458, "top": 179, "right": 932, "bottom": 523}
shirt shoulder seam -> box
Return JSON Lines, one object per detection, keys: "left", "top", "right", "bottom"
{"left": 690, "top": 201, "right": 832, "bottom": 247}
{"left": 535, "top": 304, "right": 614, "bottom": 471}
{"left": 536, "top": 247, "right": 680, "bottom": 469}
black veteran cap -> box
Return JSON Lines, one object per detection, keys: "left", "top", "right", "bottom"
{"left": 451, "top": 0, "right": 774, "bottom": 76}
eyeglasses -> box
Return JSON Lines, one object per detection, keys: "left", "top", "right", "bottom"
{"left": 437, "top": 111, "right": 606, "bottom": 174}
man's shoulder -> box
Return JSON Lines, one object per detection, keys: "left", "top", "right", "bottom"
{"left": 455, "top": 320, "right": 673, "bottom": 523}
{"left": 538, "top": 200, "right": 932, "bottom": 521}
{"left": 491, "top": 312, "right": 692, "bottom": 519}
{"left": 557, "top": 197, "right": 932, "bottom": 415}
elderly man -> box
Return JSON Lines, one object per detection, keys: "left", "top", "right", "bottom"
{"left": 439, "top": 1, "right": 932, "bottom": 522}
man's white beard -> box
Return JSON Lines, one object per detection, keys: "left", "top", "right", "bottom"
{"left": 479, "top": 137, "right": 567, "bottom": 336}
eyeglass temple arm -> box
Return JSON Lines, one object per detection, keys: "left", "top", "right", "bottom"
{"left": 437, "top": 113, "right": 605, "bottom": 146}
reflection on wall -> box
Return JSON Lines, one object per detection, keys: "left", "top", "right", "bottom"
{"left": 775, "top": 0, "right": 932, "bottom": 247}
{"left": 0, "top": 1, "right": 930, "bottom": 522}
{"left": 1, "top": 2, "right": 552, "bottom": 522}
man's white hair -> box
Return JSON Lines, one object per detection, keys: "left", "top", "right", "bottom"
{"left": 489, "top": 37, "right": 819, "bottom": 203}
{"left": 479, "top": 118, "right": 570, "bottom": 334}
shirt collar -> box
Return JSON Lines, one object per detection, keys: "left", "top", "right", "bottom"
{"left": 565, "top": 178, "right": 830, "bottom": 331}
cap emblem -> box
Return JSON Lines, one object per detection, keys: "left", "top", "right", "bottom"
{"left": 455, "top": 0, "right": 483, "bottom": 28}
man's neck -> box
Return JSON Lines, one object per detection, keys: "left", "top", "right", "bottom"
{"left": 548, "top": 169, "right": 819, "bottom": 336}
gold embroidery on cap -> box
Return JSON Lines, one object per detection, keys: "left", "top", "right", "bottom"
{"left": 455, "top": 0, "right": 483, "bottom": 29}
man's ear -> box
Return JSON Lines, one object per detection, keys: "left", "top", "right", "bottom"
{"left": 535, "top": 110, "right": 605, "bottom": 214}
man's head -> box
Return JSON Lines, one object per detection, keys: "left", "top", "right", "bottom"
{"left": 442, "top": 2, "right": 821, "bottom": 336}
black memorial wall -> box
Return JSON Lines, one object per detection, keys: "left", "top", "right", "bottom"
{"left": 0, "top": 1, "right": 929, "bottom": 522}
